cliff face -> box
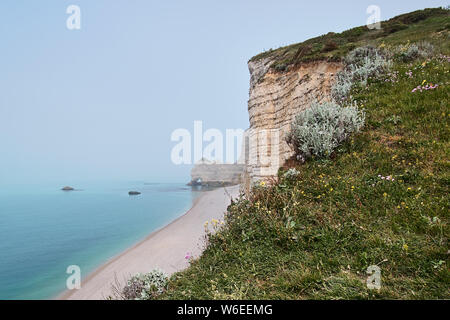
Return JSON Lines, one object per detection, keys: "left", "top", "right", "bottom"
{"left": 189, "top": 60, "right": 343, "bottom": 188}
{"left": 244, "top": 60, "right": 343, "bottom": 183}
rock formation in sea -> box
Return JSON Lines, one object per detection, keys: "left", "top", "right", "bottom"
{"left": 128, "top": 191, "right": 141, "bottom": 196}
{"left": 61, "top": 186, "right": 75, "bottom": 191}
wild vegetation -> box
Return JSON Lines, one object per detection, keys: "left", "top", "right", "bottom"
{"left": 123, "top": 8, "right": 450, "bottom": 300}
{"left": 286, "top": 100, "right": 365, "bottom": 162}
{"left": 160, "top": 51, "right": 448, "bottom": 300}
{"left": 251, "top": 7, "right": 449, "bottom": 72}
{"left": 111, "top": 269, "right": 168, "bottom": 300}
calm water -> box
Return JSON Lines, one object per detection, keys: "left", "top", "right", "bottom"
{"left": 0, "top": 182, "right": 197, "bottom": 299}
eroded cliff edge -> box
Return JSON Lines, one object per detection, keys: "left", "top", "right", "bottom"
{"left": 189, "top": 59, "right": 343, "bottom": 188}
{"left": 243, "top": 59, "right": 343, "bottom": 186}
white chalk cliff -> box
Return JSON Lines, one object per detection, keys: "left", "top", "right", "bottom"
{"left": 242, "top": 59, "right": 343, "bottom": 185}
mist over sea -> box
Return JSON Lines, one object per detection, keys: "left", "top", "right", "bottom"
{"left": 0, "top": 182, "right": 196, "bottom": 299}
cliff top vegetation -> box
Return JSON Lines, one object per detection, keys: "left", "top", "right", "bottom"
{"left": 250, "top": 7, "right": 449, "bottom": 72}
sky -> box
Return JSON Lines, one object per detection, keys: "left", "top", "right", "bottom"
{"left": 0, "top": 0, "right": 447, "bottom": 185}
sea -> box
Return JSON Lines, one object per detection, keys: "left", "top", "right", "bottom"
{"left": 0, "top": 182, "right": 198, "bottom": 299}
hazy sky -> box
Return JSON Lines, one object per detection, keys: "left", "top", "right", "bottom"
{"left": 0, "top": 0, "right": 447, "bottom": 185}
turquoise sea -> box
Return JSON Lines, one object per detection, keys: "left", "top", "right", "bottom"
{"left": 0, "top": 182, "right": 197, "bottom": 299}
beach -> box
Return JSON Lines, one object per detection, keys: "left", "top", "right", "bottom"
{"left": 59, "top": 185, "right": 240, "bottom": 300}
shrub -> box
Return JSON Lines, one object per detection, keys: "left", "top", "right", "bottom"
{"left": 274, "top": 63, "right": 288, "bottom": 72}
{"left": 383, "top": 22, "right": 408, "bottom": 34}
{"left": 286, "top": 101, "right": 365, "bottom": 161}
{"left": 332, "top": 46, "right": 391, "bottom": 101}
{"left": 120, "top": 269, "right": 168, "bottom": 300}
{"left": 322, "top": 40, "right": 338, "bottom": 52}
{"left": 348, "top": 53, "right": 391, "bottom": 83}
{"left": 395, "top": 41, "right": 434, "bottom": 62}
{"left": 344, "top": 45, "right": 379, "bottom": 65}
{"left": 331, "top": 73, "right": 354, "bottom": 103}
{"left": 283, "top": 168, "right": 300, "bottom": 180}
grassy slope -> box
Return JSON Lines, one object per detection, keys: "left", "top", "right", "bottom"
{"left": 159, "top": 9, "right": 450, "bottom": 300}
{"left": 250, "top": 7, "right": 449, "bottom": 71}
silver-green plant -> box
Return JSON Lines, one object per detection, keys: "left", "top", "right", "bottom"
{"left": 344, "top": 45, "right": 380, "bottom": 66}
{"left": 121, "top": 268, "right": 169, "bottom": 300}
{"left": 396, "top": 41, "right": 434, "bottom": 62}
{"left": 332, "top": 46, "right": 391, "bottom": 101}
{"left": 283, "top": 168, "right": 300, "bottom": 180}
{"left": 287, "top": 101, "right": 365, "bottom": 162}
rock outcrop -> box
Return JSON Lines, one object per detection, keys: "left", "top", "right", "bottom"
{"left": 188, "top": 160, "right": 244, "bottom": 187}
{"left": 61, "top": 186, "right": 75, "bottom": 191}
{"left": 187, "top": 60, "right": 343, "bottom": 188}
{"left": 243, "top": 60, "right": 343, "bottom": 184}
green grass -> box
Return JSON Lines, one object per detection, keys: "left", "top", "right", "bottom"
{"left": 159, "top": 56, "right": 449, "bottom": 300}
{"left": 155, "top": 10, "right": 450, "bottom": 300}
{"left": 250, "top": 7, "right": 449, "bottom": 71}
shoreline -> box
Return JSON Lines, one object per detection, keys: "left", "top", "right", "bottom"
{"left": 57, "top": 185, "right": 240, "bottom": 300}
